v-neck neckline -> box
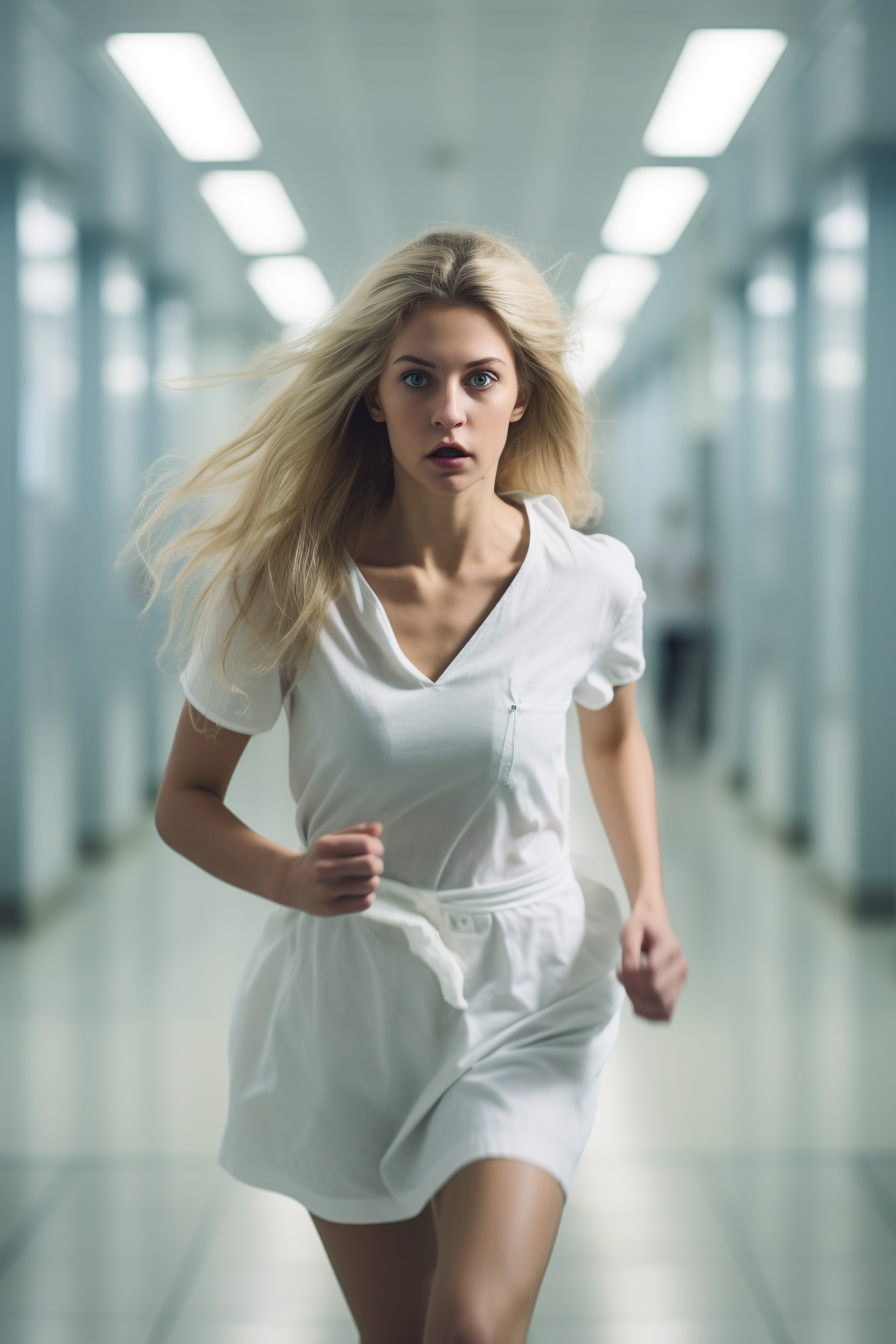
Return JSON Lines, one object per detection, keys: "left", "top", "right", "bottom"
{"left": 344, "top": 493, "right": 537, "bottom": 687}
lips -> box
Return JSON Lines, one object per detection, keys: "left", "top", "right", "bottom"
{"left": 429, "top": 444, "right": 469, "bottom": 458}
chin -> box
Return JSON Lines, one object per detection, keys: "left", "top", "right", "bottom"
{"left": 422, "top": 474, "right": 476, "bottom": 494}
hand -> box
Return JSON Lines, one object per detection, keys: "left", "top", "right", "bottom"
{"left": 617, "top": 898, "right": 688, "bottom": 1021}
{"left": 273, "top": 823, "right": 384, "bottom": 917}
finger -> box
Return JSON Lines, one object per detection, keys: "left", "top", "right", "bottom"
{"left": 624, "top": 973, "right": 685, "bottom": 1020}
{"left": 647, "top": 938, "right": 682, "bottom": 973}
{"left": 654, "top": 953, "right": 688, "bottom": 993}
{"left": 619, "top": 918, "right": 646, "bottom": 974}
{"left": 320, "top": 893, "right": 376, "bottom": 917}
{"left": 329, "top": 888, "right": 377, "bottom": 908}
{"left": 643, "top": 948, "right": 689, "bottom": 992}
{"left": 617, "top": 961, "right": 684, "bottom": 1000}
{"left": 317, "top": 832, "right": 384, "bottom": 854}
{"left": 316, "top": 833, "right": 384, "bottom": 859}
{"left": 617, "top": 958, "right": 654, "bottom": 988}
{"left": 633, "top": 958, "right": 681, "bottom": 997}
{"left": 314, "top": 855, "right": 384, "bottom": 880}
{"left": 324, "top": 876, "right": 380, "bottom": 898}
{"left": 631, "top": 1001, "right": 672, "bottom": 1022}
{"left": 334, "top": 822, "right": 383, "bottom": 836}
{"left": 623, "top": 978, "right": 674, "bottom": 1014}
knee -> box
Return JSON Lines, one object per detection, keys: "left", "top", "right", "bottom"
{"left": 436, "top": 1315, "right": 494, "bottom": 1344}
{"left": 428, "top": 1289, "right": 503, "bottom": 1344}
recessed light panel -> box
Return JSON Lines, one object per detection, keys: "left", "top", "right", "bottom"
{"left": 19, "top": 261, "right": 79, "bottom": 316}
{"left": 247, "top": 256, "right": 334, "bottom": 327}
{"left": 816, "top": 203, "right": 868, "bottom": 251}
{"left": 643, "top": 29, "right": 787, "bottom": 157}
{"left": 575, "top": 255, "right": 661, "bottom": 323}
{"left": 199, "top": 172, "right": 307, "bottom": 255}
{"left": 106, "top": 34, "right": 261, "bottom": 161}
{"left": 601, "top": 168, "right": 708, "bottom": 255}
{"left": 17, "top": 199, "right": 76, "bottom": 259}
{"left": 746, "top": 273, "right": 795, "bottom": 318}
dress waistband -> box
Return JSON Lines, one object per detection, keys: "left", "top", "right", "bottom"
{"left": 359, "top": 856, "right": 576, "bottom": 1010}
{"left": 382, "top": 855, "right": 575, "bottom": 913}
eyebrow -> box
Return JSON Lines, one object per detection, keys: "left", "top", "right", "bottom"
{"left": 391, "top": 355, "right": 507, "bottom": 368}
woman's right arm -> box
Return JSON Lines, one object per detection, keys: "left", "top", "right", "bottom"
{"left": 154, "top": 702, "right": 383, "bottom": 916}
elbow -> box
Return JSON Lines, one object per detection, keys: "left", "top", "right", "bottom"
{"left": 582, "top": 730, "right": 625, "bottom": 762}
{"left": 154, "top": 790, "right": 175, "bottom": 849}
{"left": 582, "top": 719, "right": 646, "bottom": 763}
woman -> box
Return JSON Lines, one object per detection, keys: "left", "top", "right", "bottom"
{"left": 144, "top": 228, "right": 688, "bottom": 1344}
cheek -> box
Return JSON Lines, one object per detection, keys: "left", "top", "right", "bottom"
{"left": 381, "top": 392, "right": 423, "bottom": 434}
{"left": 479, "top": 391, "right": 519, "bottom": 434}
{"left": 380, "top": 397, "right": 434, "bottom": 463}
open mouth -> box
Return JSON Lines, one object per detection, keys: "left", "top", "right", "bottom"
{"left": 428, "top": 444, "right": 470, "bottom": 459}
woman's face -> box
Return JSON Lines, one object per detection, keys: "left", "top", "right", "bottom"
{"left": 365, "top": 302, "right": 529, "bottom": 496}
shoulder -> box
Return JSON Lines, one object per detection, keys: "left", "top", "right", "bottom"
{"left": 524, "top": 494, "right": 644, "bottom": 615}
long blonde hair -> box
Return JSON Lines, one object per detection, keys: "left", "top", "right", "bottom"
{"left": 132, "top": 227, "right": 596, "bottom": 677}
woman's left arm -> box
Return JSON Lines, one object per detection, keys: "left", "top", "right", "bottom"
{"left": 577, "top": 683, "right": 688, "bottom": 1020}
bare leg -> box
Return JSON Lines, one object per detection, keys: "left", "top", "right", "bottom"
{"left": 424, "top": 1158, "right": 565, "bottom": 1344}
{"left": 312, "top": 1203, "right": 438, "bottom": 1344}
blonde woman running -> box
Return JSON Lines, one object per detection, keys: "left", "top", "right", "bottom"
{"left": 145, "top": 229, "right": 688, "bottom": 1344}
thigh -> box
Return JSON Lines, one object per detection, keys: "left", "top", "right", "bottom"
{"left": 312, "top": 1204, "right": 438, "bottom": 1344}
{"left": 425, "top": 1159, "right": 565, "bottom": 1344}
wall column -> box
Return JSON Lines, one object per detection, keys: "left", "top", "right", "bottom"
{"left": 857, "top": 148, "right": 896, "bottom": 911}
{"left": 0, "top": 163, "right": 23, "bottom": 921}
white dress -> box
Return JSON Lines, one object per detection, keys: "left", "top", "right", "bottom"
{"left": 181, "top": 492, "right": 646, "bottom": 1223}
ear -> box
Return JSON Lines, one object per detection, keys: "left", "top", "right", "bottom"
{"left": 509, "top": 381, "right": 531, "bottom": 423}
{"left": 364, "top": 381, "right": 386, "bottom": 423}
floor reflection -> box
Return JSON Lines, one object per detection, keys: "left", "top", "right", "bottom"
{"left": 2, "top": 711, "right": 895, "bottom": 1342}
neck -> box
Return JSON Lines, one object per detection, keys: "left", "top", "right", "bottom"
{"left": 367, "top": 464, "right": 524, "bottom": 574}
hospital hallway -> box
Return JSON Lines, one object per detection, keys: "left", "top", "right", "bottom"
{"left": 2, "top": 703, "right": 895, "bottom": 1344}
{"left": 5, "top": 2, "right": 896, "bottom": 1340}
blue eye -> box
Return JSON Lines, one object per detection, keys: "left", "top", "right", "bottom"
{"left": 402, "top": 371, "right": 430, "bottom": 388}
{"left": 469, "top": 371, "right": 495, "bottom": 388}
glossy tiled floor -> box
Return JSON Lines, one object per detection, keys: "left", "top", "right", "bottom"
{"left": 2, "top": 706, "right": 895, "bottom": 1343}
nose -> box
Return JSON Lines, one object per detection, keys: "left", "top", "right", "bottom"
{"left": 432, "top": 377, "right": 465, "bottom": 431}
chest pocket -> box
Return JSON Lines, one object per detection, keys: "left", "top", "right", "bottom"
{"left": 495, "top": 679, "right": 570, "bottom": 786}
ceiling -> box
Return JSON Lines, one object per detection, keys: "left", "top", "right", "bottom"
{"left": 50, "top": 0, "right": 827, "bottom": 332}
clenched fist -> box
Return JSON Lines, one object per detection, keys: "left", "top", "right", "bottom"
{"left": 272, "top": 823, "right": 384, "bottom": 917}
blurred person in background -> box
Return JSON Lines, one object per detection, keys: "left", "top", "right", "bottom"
{"left": 136, "top": 229, "right": 687, "bottom": 1344}
{"left": 642, "top": 496, "right": 712, "bottom": 751}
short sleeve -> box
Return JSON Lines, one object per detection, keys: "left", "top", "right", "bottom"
{"left": 179, "top": 583, "right": 285, "bottom": 735}
{"left": 572, "top": 542, "right": 646, "bottom": 711}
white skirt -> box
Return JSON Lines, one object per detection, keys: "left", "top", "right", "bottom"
{"left": 218, "top": 856, "right": 624, "bottom": 1224}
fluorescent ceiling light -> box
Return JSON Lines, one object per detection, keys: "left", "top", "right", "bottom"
{"left": 199, "top": 171, "right": 307, "bottom": 254}
{"left": 816, "top": 348, "right": 864, "bottom": 391}
{"left": 106, "top": 33, "right": 261, "bottom": 161}
{"left": 567, "top": 323, "right": 625, "bottom": 392}
{"left": 816, "top": 203, "right": 868, "bottom": 250}
{"left": 101, "top": 261, "right": 146, "bottom": 316}
{"left": 812, "top": 256, "right": 865, "bottom": 308}
{"left": 17, "top": 199, "right": 76, "bottom": 258}
{"left": 575, "top": 255, "right": 660, "bottom": 323}
{"left": 746, "top": 272, "right": 795, "bottom": 318}
{"left": 247, "top": 256, "right": 334, "bottom": 327}
{"left": 19, "top": 260, "right": 78, "bottom": 315}
{"left": 103, "top": 353, "right": 150, "bottom": 398}
{"left": 643, "top": 29, "right": 787, "bottom": 157}
{"left": 600, "top": 167, "right": 708, "bottom": 255}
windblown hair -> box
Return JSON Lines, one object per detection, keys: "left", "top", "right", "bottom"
{"left": 131, "top": 227, "right": 597, "bottom": 680}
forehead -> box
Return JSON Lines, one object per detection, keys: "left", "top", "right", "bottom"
{"left": 389, "top": 302, "right": 512, "bottom": 359}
